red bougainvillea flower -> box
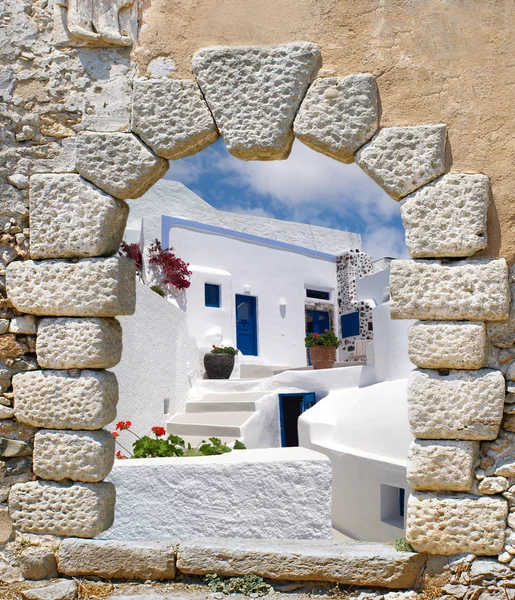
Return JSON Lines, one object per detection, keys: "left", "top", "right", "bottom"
{"left": 115, "top": 420, "right": 132, "bottom": 431}
{"left": 111, "top": 431, "right": 119, "bottom": 438}
{"left": 116, "top": 451, "right": 128, "bottom": 460}
{"left": 151, "top": 426, "right": 166, "bottom": 437}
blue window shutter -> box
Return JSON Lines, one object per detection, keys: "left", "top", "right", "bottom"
{"left": 340, "top": 311, "right": 360, "bottom": 337}
{"left": 205, "top": 283, "right": 221, "bottom": 308}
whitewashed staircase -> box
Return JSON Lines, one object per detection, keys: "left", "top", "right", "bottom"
{"left": 166, "top": 391, "right": 266, "bottom": 447}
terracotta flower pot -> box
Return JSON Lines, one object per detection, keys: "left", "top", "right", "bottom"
{"left": 309, "top": 345, "right": 337, "bottom": 370}
{"left": 204, "top": 353, "right": 235, "bottom": 379}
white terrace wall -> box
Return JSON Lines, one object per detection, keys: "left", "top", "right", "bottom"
{"left": 1, "top": 0, "right": 515, "bottom": 582}
{"left": 113, "top": 282, "right": 200, "bottom": 442}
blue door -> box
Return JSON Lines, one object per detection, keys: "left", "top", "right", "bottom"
{"left": 236, "top": 294, "right": 258, "bottom": 356}
{"left": 306, "top": 309, "right": 330, "bottom": 365}
{"left": 279, "top": 392, "right": 317, "bottom": 446}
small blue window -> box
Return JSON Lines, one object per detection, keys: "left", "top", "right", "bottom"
{"left": 340, "top": 311, "right": 360, "bottom": 338}
{"left": 205, "top": 283, "right": 220, "bottom": 308}
{"left": 306, "top": 289, "right": 330, "bottom": 300}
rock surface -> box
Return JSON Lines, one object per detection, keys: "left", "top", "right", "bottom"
{"left": 408, "top": 321, "right": 487, "bottom": 369}
{"left": 29, "top": 174, "right": 129, "bottom": 259}
{"left": 177, "top": 539, "right": 426, "bottom": 588}
{"left": 192, "top": 43, "right": 322, "bottom": 160}
{"left": 407, "top": 368, "right": 505, "bottom": 439}
{"left": 355, "top": 125, "right": 448, "bottom": 200}
{"left": 390, "top": 259, "right": 509, "bottom": 321}
{"left": 6, "top": 257, "right": 136, "bottom": 317}
{"left": 400, "top": 174, "right": 490, "bottom": 258}
{"left": 407, "top": 440, "right": 479, "bottom": 491}
{"left": 293, "top": 74, "right": 379, "bottom": 163}
{"left": 33, "top": 429, "right": 115, "bottom": 482}
{"left": 36, "top": 317, "right": 122, "bottom": 369}
{"left": 132, "top": 79, "right": 219, "bottom": 159}
{"left": 406, "top": 491, "right": 507, "bottom": 555}
{"left": 21, "top": 580, "right": 77, "bottom": 600}
{"left": 13, "top": 370, "right": 118, "bottom": 430}
{"left": 18, "top": 545, "right": 58, "bottom": 580}
{"left": 9, "top": 480, "right": 115, "bottom": 537}
{"left": 58, "top": 539, "right": 176, "bottom": 580}
{"left": 76, "top": 132, "right": 168, "bottom": 199}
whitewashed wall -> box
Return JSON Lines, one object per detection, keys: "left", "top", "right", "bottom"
{"left": 168, "top": 225, "right": 339, "bottom": 367}
{"left": 99, "top": 448, "right": 332, "bottom": 540}
{"left": 113, "top": 283, "right": 200, "bottom": 443}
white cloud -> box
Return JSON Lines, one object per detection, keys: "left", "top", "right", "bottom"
{"left": 362, "top": 226, "right": 409, "bottom": 261}
{"left": 214, "top": 139, "right": 399, "bottom": 224}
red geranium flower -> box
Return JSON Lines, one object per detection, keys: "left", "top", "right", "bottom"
{"left": 115, "top": 420, "right": 132, "bottom": 431}
{"left": 116, "top": 451, "right": 128, "bottom": 460}
{"left": 111, "top": 431, "right": 119, "bottom": 438}
{"left": 151, "top": 426, "right": 166, "bottom": 437}
{"left": 313, "top": 333, "right": 321, "bottom": 338}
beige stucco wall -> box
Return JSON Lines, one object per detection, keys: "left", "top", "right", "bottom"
{"left": 134, "top": 0, "right": 515, "bottom": 262}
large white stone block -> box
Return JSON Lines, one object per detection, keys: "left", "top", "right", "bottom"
{"left": 293, "top": 74, "right": 379, "bottom": 163}
{"left": 407, "top": 440, "right": 479, "bottom": 491}
{"left": 406, "top": 491, "right": 507, "bottom": 555}
{"left": 486, "top": 265, "right": 515, "bottom": 348}
{"left": 192, "top": 43, "right": 321, "bottom": 160}
{"left": 29, "top": 174, "right": 129, "bottom": 259}
{"left": 408, "top": 368, "right": 505, "bottom": 440}
{"left": 408, "top": 321, "right": 488, "bottom": 369}
{"left": 36, "top": 317, "right": 122, "bottom": 369}
{"left": 75, "top": 132, "right": 168, "bottom": 199}
{"left": 400, "top": 174, "right": 490, "bottom": 258}
{"left": 100, "top": 448, "right": 331, "bottom": 540}
{"left": 177, "top": 539, "right": 426, "bottom": 588}
{"left": 132, "top": 79, "right": 219, "bottom": 159}
{"left": 58, "top": 539, "right": 176, "bottom": 580}
{"left": 390, "top": 259, "right": 509, "bottom": 321}
{"left": 13, "top": 370, "right": 118, "bottom": 430}
{"left": 33, "top": 429, "right": 115, "bottom": 482}
{"left": 355, "top": 125, "right": 448, "bottom": 200}
{"left": 6, "top": 257, "right": 136, "bottom": 317}
{"left": 9, "top": 480, "right": 115, "bottom": 538}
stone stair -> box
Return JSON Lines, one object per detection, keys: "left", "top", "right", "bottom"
{"left": 167, "top": 391, "right": 266, "bottom": 446}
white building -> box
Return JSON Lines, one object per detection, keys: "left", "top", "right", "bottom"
{"left": 113, "top": 178, "right": 414, "bottom": 544}
{"left": 124, "top": 179, "right": 369, "bottom": 369}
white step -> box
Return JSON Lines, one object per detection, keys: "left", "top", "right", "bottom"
{"left": 167, "top": 411, "right": 254, "bottom": 437}
{"left": 185, "top": 400, "right": 257, "bottom": 413}
{"left": 201, "top": 391, "right": 265, "bottom": 402}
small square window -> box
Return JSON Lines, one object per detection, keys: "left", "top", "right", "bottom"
{"left": 306, "top": 289, "right": 330, "bottom": 300}
{"left": 380, "top": 484, "right": 406, "bottom": 528}
{"left": 205, "top": 283, "right": 221, "bottom": 308}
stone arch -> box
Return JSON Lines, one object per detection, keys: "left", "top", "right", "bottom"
{"left": 4, "top": 41, "right": 511, "bottom": 561}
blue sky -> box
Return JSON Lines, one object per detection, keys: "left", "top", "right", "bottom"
{"left": 165, "top": 138, "right": 408, "bottom": 260}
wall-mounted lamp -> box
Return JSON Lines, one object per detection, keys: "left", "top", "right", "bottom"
{"left": 279, "top": 297, "right": 287, "bottom": 318}
{"left": 243, "top": 285, "right": 251, "bottom": 295}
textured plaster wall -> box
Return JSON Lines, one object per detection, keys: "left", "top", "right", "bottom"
{"left": 134, "top": 0, "right": 515, "bottom": 262}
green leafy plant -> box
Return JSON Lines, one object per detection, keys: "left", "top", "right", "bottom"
{"left": 211, "top": 345, "right": 239, "bottom": 356}
{"left": 150, "top": 284, "right": 167, "bottom": 297}
{"left": 204, "top": 573, "right": 270, "bottom": 596}
{"left": 305, "top": 329, "right": 341, "bottom": 348}
{"left": 394, "top": 537, "right": 415, "bottom": 552}
{"left": 112, "top": 422, "right": 246, "bottom": 459}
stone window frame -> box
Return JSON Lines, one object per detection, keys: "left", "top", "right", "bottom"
{"left": 4, "top": 39, "right": 510, "bottom": 565}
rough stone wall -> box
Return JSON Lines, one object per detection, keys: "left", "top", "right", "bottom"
{"left": 0, "top": 0, "right": 136, "bottom": 580}
{"left": 336, "top": 250, "right": 374, "bottom": 362}
{"left": 133, "top": 0, "right": 515, "bottom": 264}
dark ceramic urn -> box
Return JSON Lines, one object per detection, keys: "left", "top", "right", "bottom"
{"left": 204, "top": 353, "right": 235, "bottom": 379}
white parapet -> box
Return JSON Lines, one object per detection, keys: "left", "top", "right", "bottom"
{"left": 99, "top": 448, "right": 332, "bottom": 541}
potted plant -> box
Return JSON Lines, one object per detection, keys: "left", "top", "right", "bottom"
{"left": 305, "top": 330, "right": 341, "bottom": 370}
{"left": 204, "top": 345, "right": 239, "bottom": 379}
